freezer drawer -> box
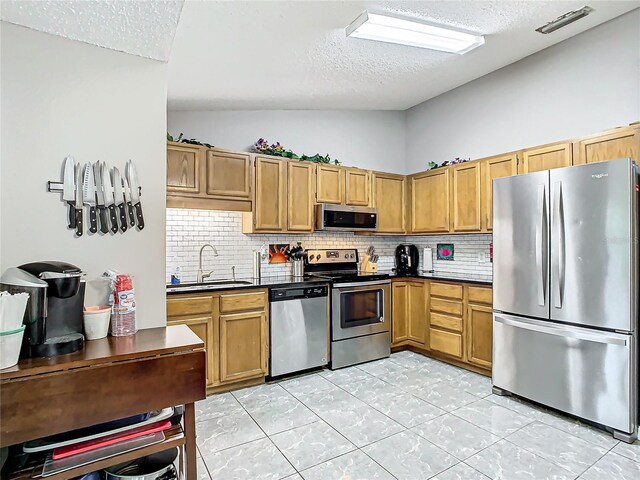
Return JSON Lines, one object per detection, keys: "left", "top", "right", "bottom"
{"left": 493, "top": 313, "right": 636, "bottom": 434}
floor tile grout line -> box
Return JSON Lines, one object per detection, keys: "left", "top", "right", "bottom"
{"left": 355, "top": 446, "right": 401, "bottom": 480}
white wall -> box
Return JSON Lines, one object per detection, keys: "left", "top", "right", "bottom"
{"left": 405, "top": 9, "right": 640, "bottom": 171}
{"left": 1, "top": 23, "right": 167, "bottom": 329}
{"left": 167, "top": 110, "right": 407, "bottom": 173}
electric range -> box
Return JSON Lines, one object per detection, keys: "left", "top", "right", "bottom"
{"left": 305, "top": 249, "right": 391, "bottom": 369}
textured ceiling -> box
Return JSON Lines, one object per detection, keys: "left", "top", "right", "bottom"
{"left": 0, "top": 0, "right": 184, "bottom": 61}
{"left": 167, "top": 0, "right": 639, "bottom": 110}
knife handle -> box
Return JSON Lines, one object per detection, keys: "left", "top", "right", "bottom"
{"left": 89, "top": 206, "right": 98, "bottom": 234}
{"left": 75, "top": 209, "right": 83, "bottom": 237}
{"left": 98, "top": 207, "right": 109, "bottom": 234}
{"left": 127, "top": 202, "right": 135, "bottom": 227}
{"left": 117, "top": 203, "right": 128, "bottom": 232}
{"left": 108, "top": 205, "right": 119, "bottom": 234}
{"left": 134, "top": 203, "right": 145, "bottom": 230}
{"left": 68, "top": 202, "right": 77, "bottom": 229}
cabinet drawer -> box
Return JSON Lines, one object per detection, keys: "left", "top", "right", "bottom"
{"left": 430, "top": 298, "right": 463, "bottom": 316}
{"left": 219, "top": 291, "right": 267, "bottom": 313}
{"left": 430, "top": 282, "right": 463, "bottom": 300}
{"left": 430, "top": 329, "right": 463, "bottom": 358}
{"left": 430, "top": 312, "right": 462, "bottom": 332}
{"left": 167, "top": 295, "right": 213, "bottom": 317}
{"left": 468, "top": 286, "right": 492, "bottom": 305}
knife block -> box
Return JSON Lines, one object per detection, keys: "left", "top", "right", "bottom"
{"left": 360, "top": 255, "right": 378, "bottom": 273}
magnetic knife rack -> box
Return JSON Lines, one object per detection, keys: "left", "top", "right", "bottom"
{"left": 47, "top": 181, "right": 142, "bottom": 196}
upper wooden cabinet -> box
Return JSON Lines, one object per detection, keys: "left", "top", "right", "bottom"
{"left": 287, "top": 162, "right": 315, "bottom": 232}
{"left": 573, "top": 125, "right": 640, "bottom": 165}
{"left": 521, "top": 142, "right": 572, "bottom": 173}
{"left": 167, "top": 143, "right": 252, "bottom": 212}
{"left": 252, "top": 156, "right": 286, "bottom": 232}
{"left": 166, "top": 142, "right": 204, "bottom": 195}
{"left": 345, "top": 168, "right": 371, "bottom": 206}
{"left": 450, "top": 162, "right": 481, "bottom": 232}
{"left": 481, "top": 153, "right": 518, "bottom": 231}
{"left": 206, "top": 150, "right": 251, "bottom": 199}
{"left": 316, "top": 165, "right": 344, "bottom": 204}
{"left": 372, "top": 172, "right": 406, "bottom": 234}
{"left": 410, "top": 168, "right": 450, "bottom": 234}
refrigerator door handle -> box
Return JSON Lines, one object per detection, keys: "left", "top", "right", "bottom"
{"left": 535, "top": 184, "right": 547, "bottom": 306}
{"left": 553, "top": 181, "right": 565, "bottom": 309}
{"left": 494, "top": 314, "right": 629, "bottom": 346}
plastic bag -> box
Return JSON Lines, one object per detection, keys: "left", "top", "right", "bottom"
{"left": 102, "top": 270, "right": 137, "bottom": 336}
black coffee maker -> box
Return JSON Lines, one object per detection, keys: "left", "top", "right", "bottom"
{"left": 395, "top": 244, "right": 419, "bottom": 275}
{"left": 0, "top": 261, "right": 85, "bottom": 357}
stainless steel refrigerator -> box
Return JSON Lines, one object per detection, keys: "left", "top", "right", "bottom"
{"left": 492, "top": 157, "right": 639, "bottom": 443}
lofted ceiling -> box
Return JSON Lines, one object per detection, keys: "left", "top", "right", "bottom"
{"left": 167, "top": 0, "right": 639, "bottom": 110}
{"left": 0, "top": 0, "right": 184, "bottom": 61}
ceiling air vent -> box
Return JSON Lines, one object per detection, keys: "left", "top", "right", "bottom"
{"left": 536, "top": 6, "right": 594, "bottom": 34}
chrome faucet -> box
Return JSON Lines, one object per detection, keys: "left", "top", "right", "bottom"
{"left": 197, "top": 244, "right": 219, "bottom": 283}
{"left": 231, "top": 266, "right": 236, "bottom": 281}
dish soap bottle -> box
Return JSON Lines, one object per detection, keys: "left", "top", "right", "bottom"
{"left": 171, "top": 257, "right": 181, "bottom": 285}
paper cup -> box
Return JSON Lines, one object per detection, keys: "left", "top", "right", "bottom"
{"left": 83, "top": 307, "right": 111, "bottom": 340}
{"left": 0, "top": 325, "right": 25, "bottom": 369}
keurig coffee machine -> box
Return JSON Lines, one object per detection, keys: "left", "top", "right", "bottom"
{"left": 0, "top": 261, "right": 85, "bottom": 357}
{"left": 395, "top": 244, "right": 419, "bottom": 275}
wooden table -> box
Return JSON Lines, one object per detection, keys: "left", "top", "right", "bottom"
{"left": 0, "top": 325, "right": 206, "bottom": 479}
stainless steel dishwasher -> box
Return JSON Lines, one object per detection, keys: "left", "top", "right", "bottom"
{"left": 269, "top": 284, "right": 329, "bottom": 377}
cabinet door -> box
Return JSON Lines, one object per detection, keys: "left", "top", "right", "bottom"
{"left": 206, "top": 150, "right": 251, "bottom": 199}
{"left": 521, "top": 142, "right": 572, "bottom": 173}
{"left": 392, "top": 282, "right": 408, "bottom": 345}
{"left": 372, "top": 172, "right": 406, "bottom": 233}
{"left": 345, "top": 168, "right": 370, "bottom": 206}
{"left": 451, "top": 162, "right": 481, "bottom": 232}
{"left": 410, "top": 169, "right": 450, "bottom": 233}
{"left": 287, "top": 162, "right": 315, "bottom": 232}
{"left": 219, "top": 311, "right": 268, "bottom": 383}
{"left": 466, "top": 303, "right": 493, "bottom": 369}
{"left": 407, "top": 282, "right": 426, "bottom": 344}
{"left": 168, "top": 316, "right": 216, "bottom": 387}
{"left": 574, "top": 126, "right": 640, "bottom": 165}
{"left": 316, "top": 165, "right": 343, "bottom": 204}
{"left": 166, "top": 143, "right": 203, "bottom": 195}
{"left": 481, "top": 153, "right": 518, "bottom": 231}
{"left": 254, "top": 157, "right": 285, "bottom": 231}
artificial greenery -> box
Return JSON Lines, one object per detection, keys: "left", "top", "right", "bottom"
{"left": 428, "top": 157, "right": 470, "bottom": 170}
{"left": 253, "top": 138, "right": 340, "bottom": 165}
{"left": 167, "top": 132, "right": 214, "bottom": 148}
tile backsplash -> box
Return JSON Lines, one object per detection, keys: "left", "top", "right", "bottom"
{"left": 166, "top": 209, "right": 493, "bottom": 283}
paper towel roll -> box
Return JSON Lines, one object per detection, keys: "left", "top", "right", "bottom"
{"left": 423, "top": 248, "right": 434, "bottom": 272}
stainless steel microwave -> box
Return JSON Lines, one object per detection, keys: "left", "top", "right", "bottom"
{"left": 315, "top": 204, "right": 378, "bottom": 232}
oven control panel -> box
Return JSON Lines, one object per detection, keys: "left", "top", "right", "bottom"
{"left": 306, "top": 249, "right": 358, "bottom": 264}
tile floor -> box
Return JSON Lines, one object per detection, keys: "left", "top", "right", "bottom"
{"left": 193, "top": 351, "right": 640, "bottom": 480}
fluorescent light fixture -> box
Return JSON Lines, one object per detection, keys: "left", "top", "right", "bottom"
{"left": 345, "top": 11, "right": 484, "bottom": 54}
{"left": 536, "top": 6, "right": 594, "bottom": 34}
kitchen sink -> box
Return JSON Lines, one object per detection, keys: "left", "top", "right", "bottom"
{"left": 166, "top": 280, "right": 253, "bottom": 293}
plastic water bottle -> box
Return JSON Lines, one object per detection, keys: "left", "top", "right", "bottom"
{"left": 171, "top": 258, "right": 181, "bottom": 285}
{"left": 111, "top": 274, "right": 137, "bottom": 336}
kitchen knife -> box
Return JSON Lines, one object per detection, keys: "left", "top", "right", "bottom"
{"left": 63, "top": 156, "right": 77, "bottom": 229}
{"left": 123, "top": 176, "right": 135, "bottom": 228}
{"left": 74, "top": 163, "right": 83, "bottom": 236}
{"left": 112, "top": 167, "right": 127, "bottom": 232}
{"left": 93, "top": 162, "right": 109, "bottom": 234}
{"left": 82, "top": 163, "right": 98, "bottom": 234}
{"left": 126, "top": 160, "right": 144, "bottom": 230}
{"left": 101, "top": 162, "right": 119, "bottom": 234}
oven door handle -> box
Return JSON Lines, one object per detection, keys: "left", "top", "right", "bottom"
{"left": 333, "top": 280, "right": 390, "bottom": 288}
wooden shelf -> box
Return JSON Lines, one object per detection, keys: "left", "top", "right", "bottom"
{"left": 8, "top": 426, "right": 185, "bottom": 480}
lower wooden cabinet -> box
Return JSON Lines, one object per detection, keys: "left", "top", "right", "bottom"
{"left": 392, "top": 280, "right": 427, "bottom": 347}
{"left": 167, "top": 288, "right": 268, "bottom": 391}
{"left": 392, "top": 279, "right": 493, "bottom": 374}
